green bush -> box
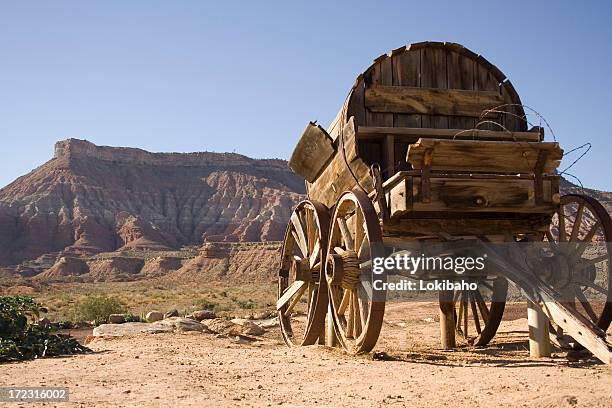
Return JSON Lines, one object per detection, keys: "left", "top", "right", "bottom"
{"left": 195, "top": 298, "right": 218, "bottom": 311}
{"left": 236, "top": 299, "right": 256, "bottom": 309}
{"left": 73, "top": 295, "right": 127, "bottom": 325}
{"left": 0, "top": 296, "right": 90, "bottom": 362}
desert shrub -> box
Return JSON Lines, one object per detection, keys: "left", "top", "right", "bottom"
{"left": 195, "top": 298, "right": 218, "bottom": 311}
{"left": 73, "top": 295, "right": 127, "bottom": 325}
{"left": 123, "top": 313, "right": 141, "bottom": 322}
{"left": 236, "top": 299, "right": 256, "bottom": 309}
{"left": 0, "top": 296, "right": 90, "bottom": 362}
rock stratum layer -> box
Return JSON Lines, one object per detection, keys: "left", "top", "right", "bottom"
{"left": 0, "top": 139, "right": 305, "bottom": 267}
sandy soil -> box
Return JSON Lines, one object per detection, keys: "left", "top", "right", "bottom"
{"left": 1, "top": 302, "right": 610, "bottom": 408}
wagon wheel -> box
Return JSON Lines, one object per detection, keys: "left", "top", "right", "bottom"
{"left": 278, "top": 200, "right": 330, "bottom": 346}
{"left": 326, "top": 189, "right": 386, "bottom": 354}
{"left": 546, "top": 194, "right": 612, "bottom": 335}
{"left": 452, "top": 278, "right": 508, "bottom": 346}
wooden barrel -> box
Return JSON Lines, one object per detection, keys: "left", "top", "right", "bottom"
{"left": 295, "top": 42, "right": 530, "bottom": 208}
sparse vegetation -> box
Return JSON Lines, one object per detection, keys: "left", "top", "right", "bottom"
{"left": 0, "top": 296, "right": 90, "bottom": 362}
{"left": 73, "top": 295, "right": 127, "bottom": 325}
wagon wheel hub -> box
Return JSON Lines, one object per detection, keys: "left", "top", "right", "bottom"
{"left": 291, "top": 258, "right": 318, "bottom": 282}
{"left": 326, "top": 250, "right": 360, "bottom": 289}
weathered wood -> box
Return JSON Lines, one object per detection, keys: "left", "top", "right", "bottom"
{"left": 411, "top": 177, "right": 554, "bottom": 214}
{"left": 356, "top": 126, "right": 541, "bottom": 142}
{"left": 392, "top": 48, "right": 421, "bottom": 127}
{"left": 365, "top": 56, "right": 394, "bottom": 127}
{"left": 365, "top": 86, "right": 503, "bottom": 117}
{"left": 276, "top": 280, "right": 307, "bottom": 310}
{"left": 483, "top": 246, "right": 612, "bottom": 365}
{"left": 289, "top": 122, "right": 335, "bottom": 182}
{"left": 382, "top": 216, "right": 552, "bottom": 237}
{"left": 420, "top": 47, "right": 448, "bottom": 129}
{"left": 447, "top": 50, "right": 476, "bottom": 129}
{"left": 528, "top": 300, "right": 551, "bottom": 357}
{"left": 439, "top": 290, "right": 456, "bottom": 349}
{"left": 407, "top": 139, "right": 563, "bottom": 174}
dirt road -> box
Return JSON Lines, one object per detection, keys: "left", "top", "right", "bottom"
{"left": 1, "top": 302, "right": 610, "bottom": 407}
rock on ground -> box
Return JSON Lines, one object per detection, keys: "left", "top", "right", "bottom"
{"left": 145, "top": 310, "right": 163, "bottom": 322}
{"left": 93, "top": 317, "right": 208, "bottom": 337}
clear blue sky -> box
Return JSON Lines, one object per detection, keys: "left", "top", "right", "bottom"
{"left": 1, "top": 1, "right": 611, "bottom": 190}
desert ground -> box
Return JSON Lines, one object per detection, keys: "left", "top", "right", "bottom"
{"left": 1, "top": 301, "right": 610, "bottom": 408}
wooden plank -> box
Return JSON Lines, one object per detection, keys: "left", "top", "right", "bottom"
{"left": 420, "top": 47, "right": 448, "bottom": 128}
{"left": 383, "top": 216, "right": 553, "bottom": 237}
{"left": 406, "top": 139, "right": 563, "bottom": 174}
{"left": 392, "top": 49, "right": 421, "bottom": 127}
{"left": 306, "top": 118, "right": 374, "bottom": 208}
{"left": 365, "top": 86, "right": 503, "bottom": 117}
{"left": 365, "top": 57, "right": 394, "bottom": 127}
{"left": 356, "top": 126, "right": 541, "bottom": 142}
{"left": 348, "top": 76, "right": 367, "bottom": 127}
{"left": 447, "top": 50, "right": 476, "bottom": 129}
{"left": 410, "top": 177, "right": 555, "bottom": 214}
{"left": 474, "top": 59, "right": 501, "bottom": 130}
{"left": 289, "top": 122, "right": 335, "bottom": 182}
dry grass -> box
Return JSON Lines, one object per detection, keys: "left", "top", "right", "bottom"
{"left": 27, "top": 279, "right": 277, "bottom": 322}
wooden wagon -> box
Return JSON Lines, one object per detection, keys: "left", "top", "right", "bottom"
{"left": 276, "top": 42, "right": 612, "bottom": 364}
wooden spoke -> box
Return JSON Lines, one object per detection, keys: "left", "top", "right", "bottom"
{"left": 309, "top": 208, "right": 317, "bottom": 252}
{"left": 480, "top": 281, "right": 494, "bottom": 291}
{"left": 572, "top": 222, "right": 601, "bottom": 259}
{"left": 578, "top": 279, "right": 608, "bottom": 295}
{"left": 291, "top": 230, "right": 307, "bottom": 258}
{"left": 357, "top": 234, "right": 369, "bottom": 259}
{"left": 557, "top": 205, "right": 567, "bottom": 242}
{"left": 456, "top": 295, "right": 464, "bottom": 332}
{"left": 338, "top": 290, "right": 350, "bottom": 315}
{"left": 469, "top": 292, "right": 482, "bottom": 334}
{"left": 354, "top": 210, "right": 365, "bottom": 256}
{"left": 545, "top": 231, "right": 559, "bottom": 251}
{"left": 284, "top": 283, "right": 308, "bottom": 317}
{"left": 358, "top": 283, "right": 369, "bottom": 327}
{"left": 346, "top": 291, "right": 354, "bottom": 338}
{"left": 462, "top": 297, "right": 468, "bottom": 337}
{"left": 575, "top": 288, "right": 599, "bottom": 322}
{"left": 309, "top": 239, "right": 320, "bottom": 269}
{"left": 568, "top": 203, "right": 584, "bottom": 242}
{"left": 451, "top": 278, "right": 506, "bottom": 346}
{"left": 290, "top": 212, "right": 308, "bottom": 256}
{"left": 277, "top": 280, "right": 307, "bottom": 310}
{"left": 473, "top": 289, "right": 490, "bottom": 321}
{"left": 352, "top": 292, "right": 362, "bottom": 338}
{"left": 338, "top": 217, "right": 355, "bottom": 251}
{"left": 575, "top": 254, "right": 608, "bottom": 270}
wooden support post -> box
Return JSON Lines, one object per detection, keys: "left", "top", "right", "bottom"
{"left": 528, "top": 300, "right": 551, "bottom": 358}
{"left": 439, "top": 290, "right": 456, "bottom": 349}
{"left": 384, "top": 134, "right": 395, "bottom": 178}
{"left": 325, "top": 305, "right": 337, "bottom": 347}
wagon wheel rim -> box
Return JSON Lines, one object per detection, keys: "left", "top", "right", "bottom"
{"left": 452, "top": 277, "right": 508, "bottom": 346}
{"left": 326, "top": 189, "right": 386, "bottom": 354}
{"left": 278, "top": 200, "right": 330, "bottom": 346}
{"left": 546, "top": 194, "right": 612, "bottom": 333}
